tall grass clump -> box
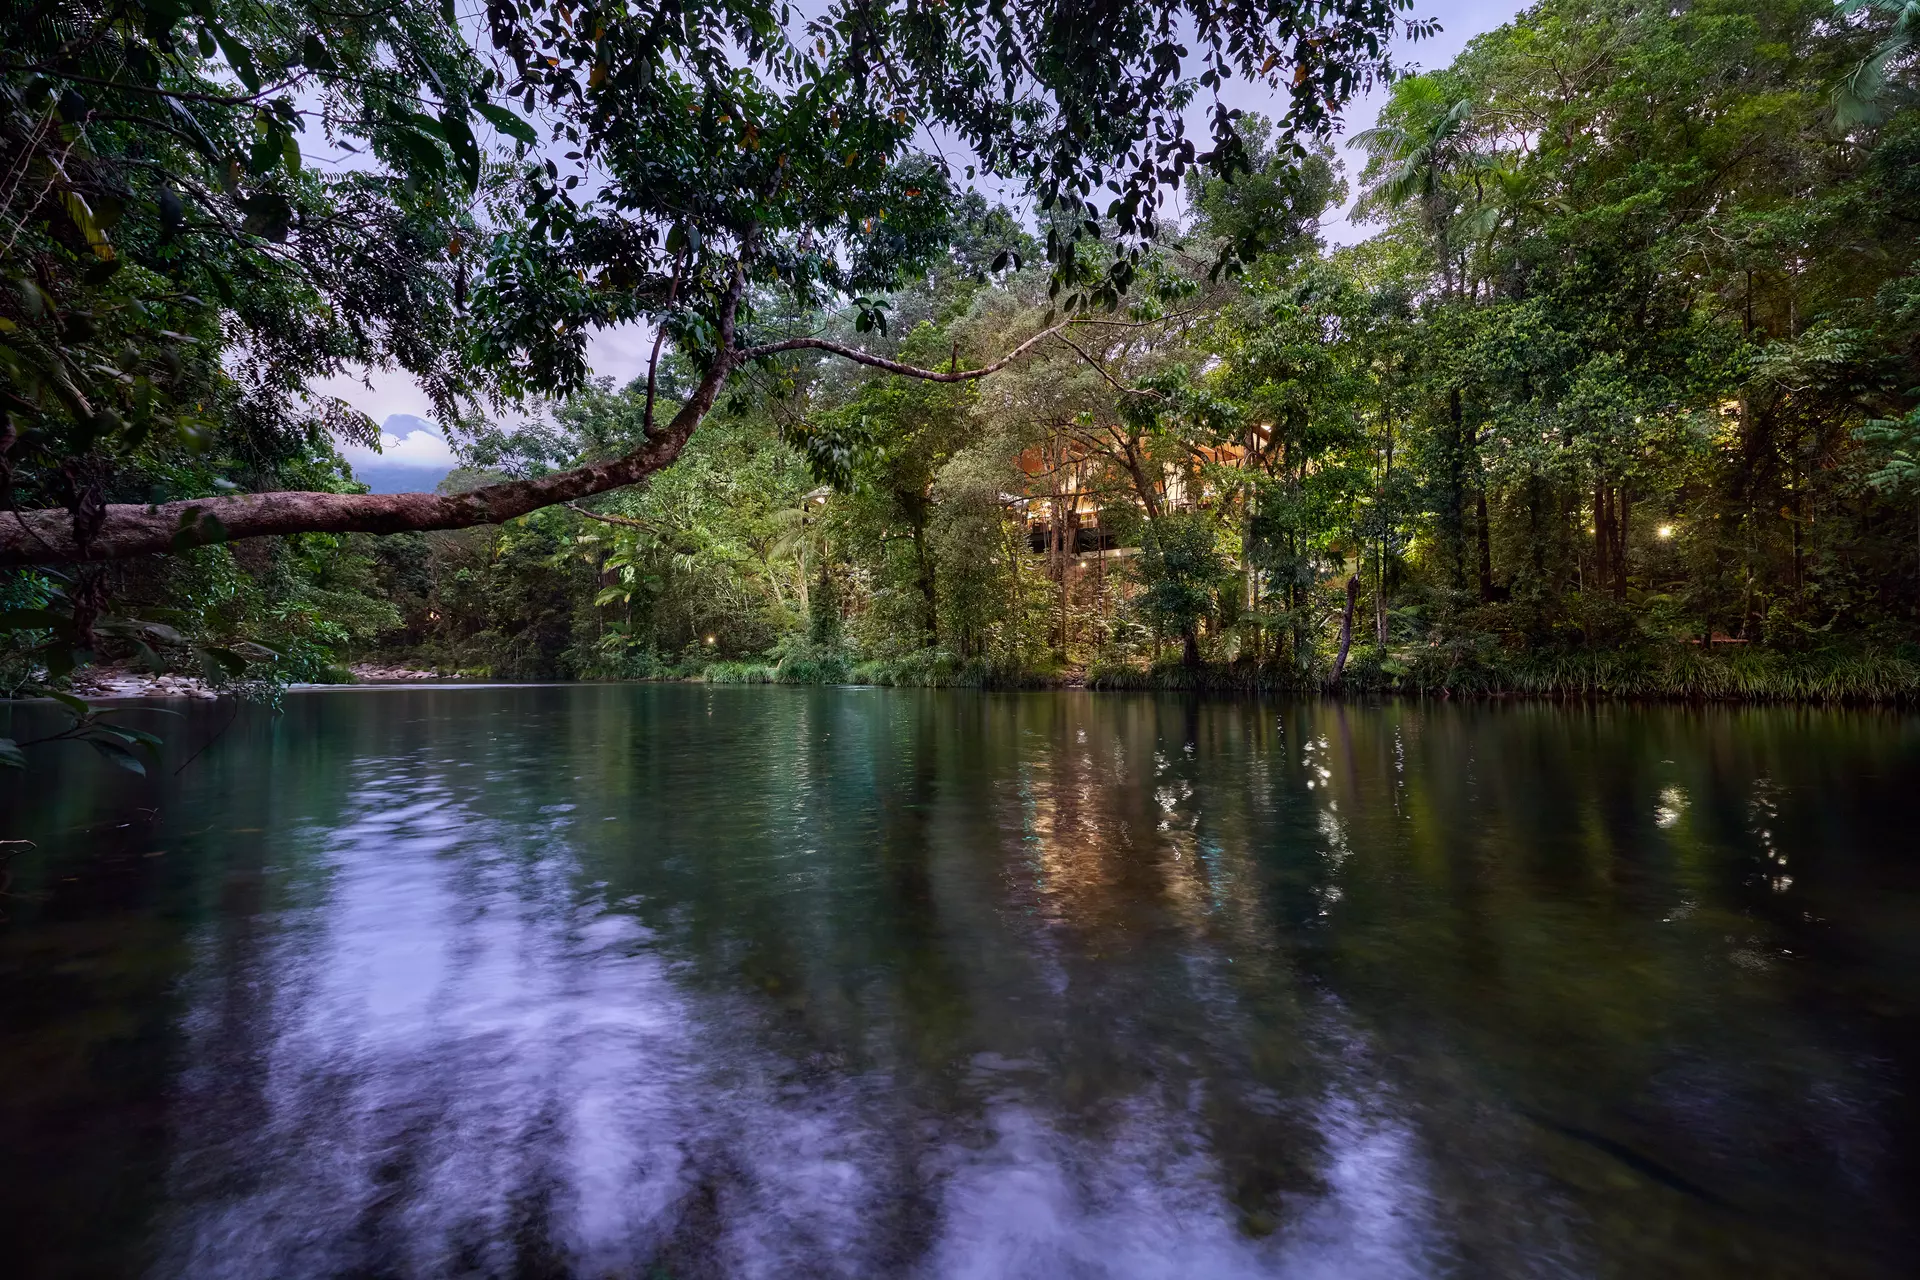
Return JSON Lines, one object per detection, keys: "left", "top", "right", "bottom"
{"left": 852, "top": 649, "right": 1057, "bottom": 688}
{"left": 703, "top": 661, "right": 780, "bottom": 683}
{"left": 1087, "top": 644, "right": 1920, "bottom": 703}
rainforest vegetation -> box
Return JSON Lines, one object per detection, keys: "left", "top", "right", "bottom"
{"left": 4, "top": 0, "right": 1920, "bottom": 766}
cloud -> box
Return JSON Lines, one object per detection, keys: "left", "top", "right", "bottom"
{"left": 585, "top": 321, "right": 656, "bottom": 387}
{"left": 333, "top": 415, "right": 461, "bottom": 493}
{"left": 309, "top": 367, "right": 437, "bottom": 426}
{"left": 337, "top": 415, "right": 460, "bottom": 471}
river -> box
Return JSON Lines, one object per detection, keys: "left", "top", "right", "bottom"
{"left": 1, "top": 685, "right": 1915, "bottom": 1277}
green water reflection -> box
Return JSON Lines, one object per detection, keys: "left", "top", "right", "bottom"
{"left": 1, "top": 687, "right": 1916, "bottom": 1277}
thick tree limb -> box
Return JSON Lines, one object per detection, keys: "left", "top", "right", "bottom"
{"left": 0, "top": 272, "right": 746, "bottom": 567}
{"left": 0, "top": 279, "right": 1116, "bottom": 567}
{"left": 0, "top": 393, "right": 713, "bottom": 565}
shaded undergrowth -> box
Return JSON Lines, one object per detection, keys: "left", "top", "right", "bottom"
{"left": 1088, "top": 644, "right": 1920, "bottom": 703}
{"left": 705, "top": 648, "right": 1058, "bottom": 689}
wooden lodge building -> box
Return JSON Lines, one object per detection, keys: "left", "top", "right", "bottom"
{"left": 1011, "top": 431, "right": 1262, "bottom": 561}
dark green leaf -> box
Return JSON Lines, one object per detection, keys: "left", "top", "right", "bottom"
{"left": 86, "top": 737, "right": 147, "bottom": 775}
{"left": 298, "top": 33, "right": 336, "bottom": 71}
{"left": 475, "top": 103, "right": 538, "bottom": 148}
{"left": 115, "top": 726, "right": 166, "bottom": 750}
{"left": 198, "top": 644, "right": 250, "bottom": 677}
{"left": 441, "top": 110, "right": 481, "bottom": 191}
{"left": 210, "top": 26, "right": 261, "bottom": 93}
{"left": 37, "top": 643, "right": 83, "bottom": 680}
{"left": 47, "top": 689, "right": 90, "bottom": 716}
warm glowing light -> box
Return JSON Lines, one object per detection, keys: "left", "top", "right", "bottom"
{"left": 1657, "top": 525, "right": 1673, "bottom": 539}
{"left": 705, "top": 635, "right": 716, "bottom": 645}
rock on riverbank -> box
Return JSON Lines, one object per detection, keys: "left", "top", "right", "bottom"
{"left": 68, "top": 667, "right": 220, "bottom": 699}
{"left": 347, "top": 663, "right": 441, "bottom": 682}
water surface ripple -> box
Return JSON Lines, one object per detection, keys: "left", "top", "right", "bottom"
{"left": 1, "top": 686, "right": 1916, "bottom": 1277}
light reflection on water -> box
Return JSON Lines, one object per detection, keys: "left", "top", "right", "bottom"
{"left": 0, "top": 687, "right": 1916, "bottom": 1277}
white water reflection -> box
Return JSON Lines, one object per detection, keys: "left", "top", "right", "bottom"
{"left": 925, "top": 1086, "right": 1436, "bottom": 1280}
{"left": 151, "top": 759, "right": 1449, "bottom": 1278}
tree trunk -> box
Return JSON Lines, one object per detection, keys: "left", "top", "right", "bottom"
{"left": 1375, "top": 548, "right": 1388, "bottom": 648}
{"left": 1055, "top": 505, "right": 1071, "bottom": 658}
{"left": 1094, "top": 534, "right": 1107, "bottom": 651}
{"left": 1448, "top": 387, "right": 1469, "bottom": 591}
{"left": 1124, "top": 450, "right": 1162, "bottom": 522}
{"left": 1614, "top": 484, "right": 1631, "bottom": 600}
{"left": 1058, "top": 570, "right": 1070, "bottom": 658}
{"left": 1376, "top": 412, "right": 1393, "bottom": 648}
{"left": 1003, "top": 518, "right": 1023, "bottom": 665}
{"left": 1182, "top": 625, "right": 1201, "bottom": 668}
{"left": 0, "top": 279, "right": 1091, "bottom": 569}
{"left": 1243, "top": 481, "right": 1260, "bottom": 660}
{"left": 1790, "top": 477, "right": 1804, "bottom": 597}
{"left": 1046, "top": 429, "right": 1070, "bottom": 654}
{"left": 1594, "top": 479, "right": 1613, "bottom": 595}
{"left": 1374, "top": 544, "right": 1387, "bottom": 647}
{"left": 1332, "top": 573, "right": 1360, "bottom": 684}
{"left": 1476, "top": 487, "right": 1494, "bottom": 602}
{"left": 911, "top": 514, "right": 937, "bottom": 648}
{"left": 1592, "top": 481, "right": 1630, "bottom": 600}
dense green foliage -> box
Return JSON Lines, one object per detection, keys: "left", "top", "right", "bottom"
{"left": 6, "top": 0, "right": 1920, "bottom": 723}
{"left": 333, "top": 0, "right": 1920, "bottom": 701}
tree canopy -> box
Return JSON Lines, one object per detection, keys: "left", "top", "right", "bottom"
{"left": 0, "top": 0, "right": 1419, "bottom": 569}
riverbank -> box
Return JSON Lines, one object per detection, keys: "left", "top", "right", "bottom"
{"left": 1110, "top": 645, "right": 1920, "bottom": 702}
{"left": 705, "top": 650, "right": 1066, "bottom": 690}
{"left": 707, "top": 643, "right": 1920, "bottom": 704}
{"left": 53, "top": 646, "right": 1919, "bottom": 705}
{"left": 59, "top": 661, "right": 445, "bottom": 700}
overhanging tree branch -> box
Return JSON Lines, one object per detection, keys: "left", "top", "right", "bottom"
{"left": 1054, "top": 332, "right": 1164, "bottom": 399}
{"left": 0, "top": 282, "right": 1133, "bottom": 566}
{"left": 0, "top": 269, "right": 747, "bottom": 567}
{"left": 739, "top": 316, "right": 1079, "bottom": 382}
{"left": 566, "top": 502, "right": 669, "bottom": 533}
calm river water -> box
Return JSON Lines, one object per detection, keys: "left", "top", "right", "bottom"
{"left": 1, "top": 685, "right": 1917, "bottom": 1278}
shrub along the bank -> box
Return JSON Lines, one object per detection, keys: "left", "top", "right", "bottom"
{"left": 1087, "top": 645, "right": 1920, "bottom": 703}
{"left": 703, "top": 646, "right": 1058, "bottom": 689}
{"left": 703, "top": 661, "right": 782, "bottom": 684}
{"left": 697, "top": 640, "right": 1920, "bottom": 702}
{"left": 851, "top": 650, "right": 1059, "bottom": 689}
